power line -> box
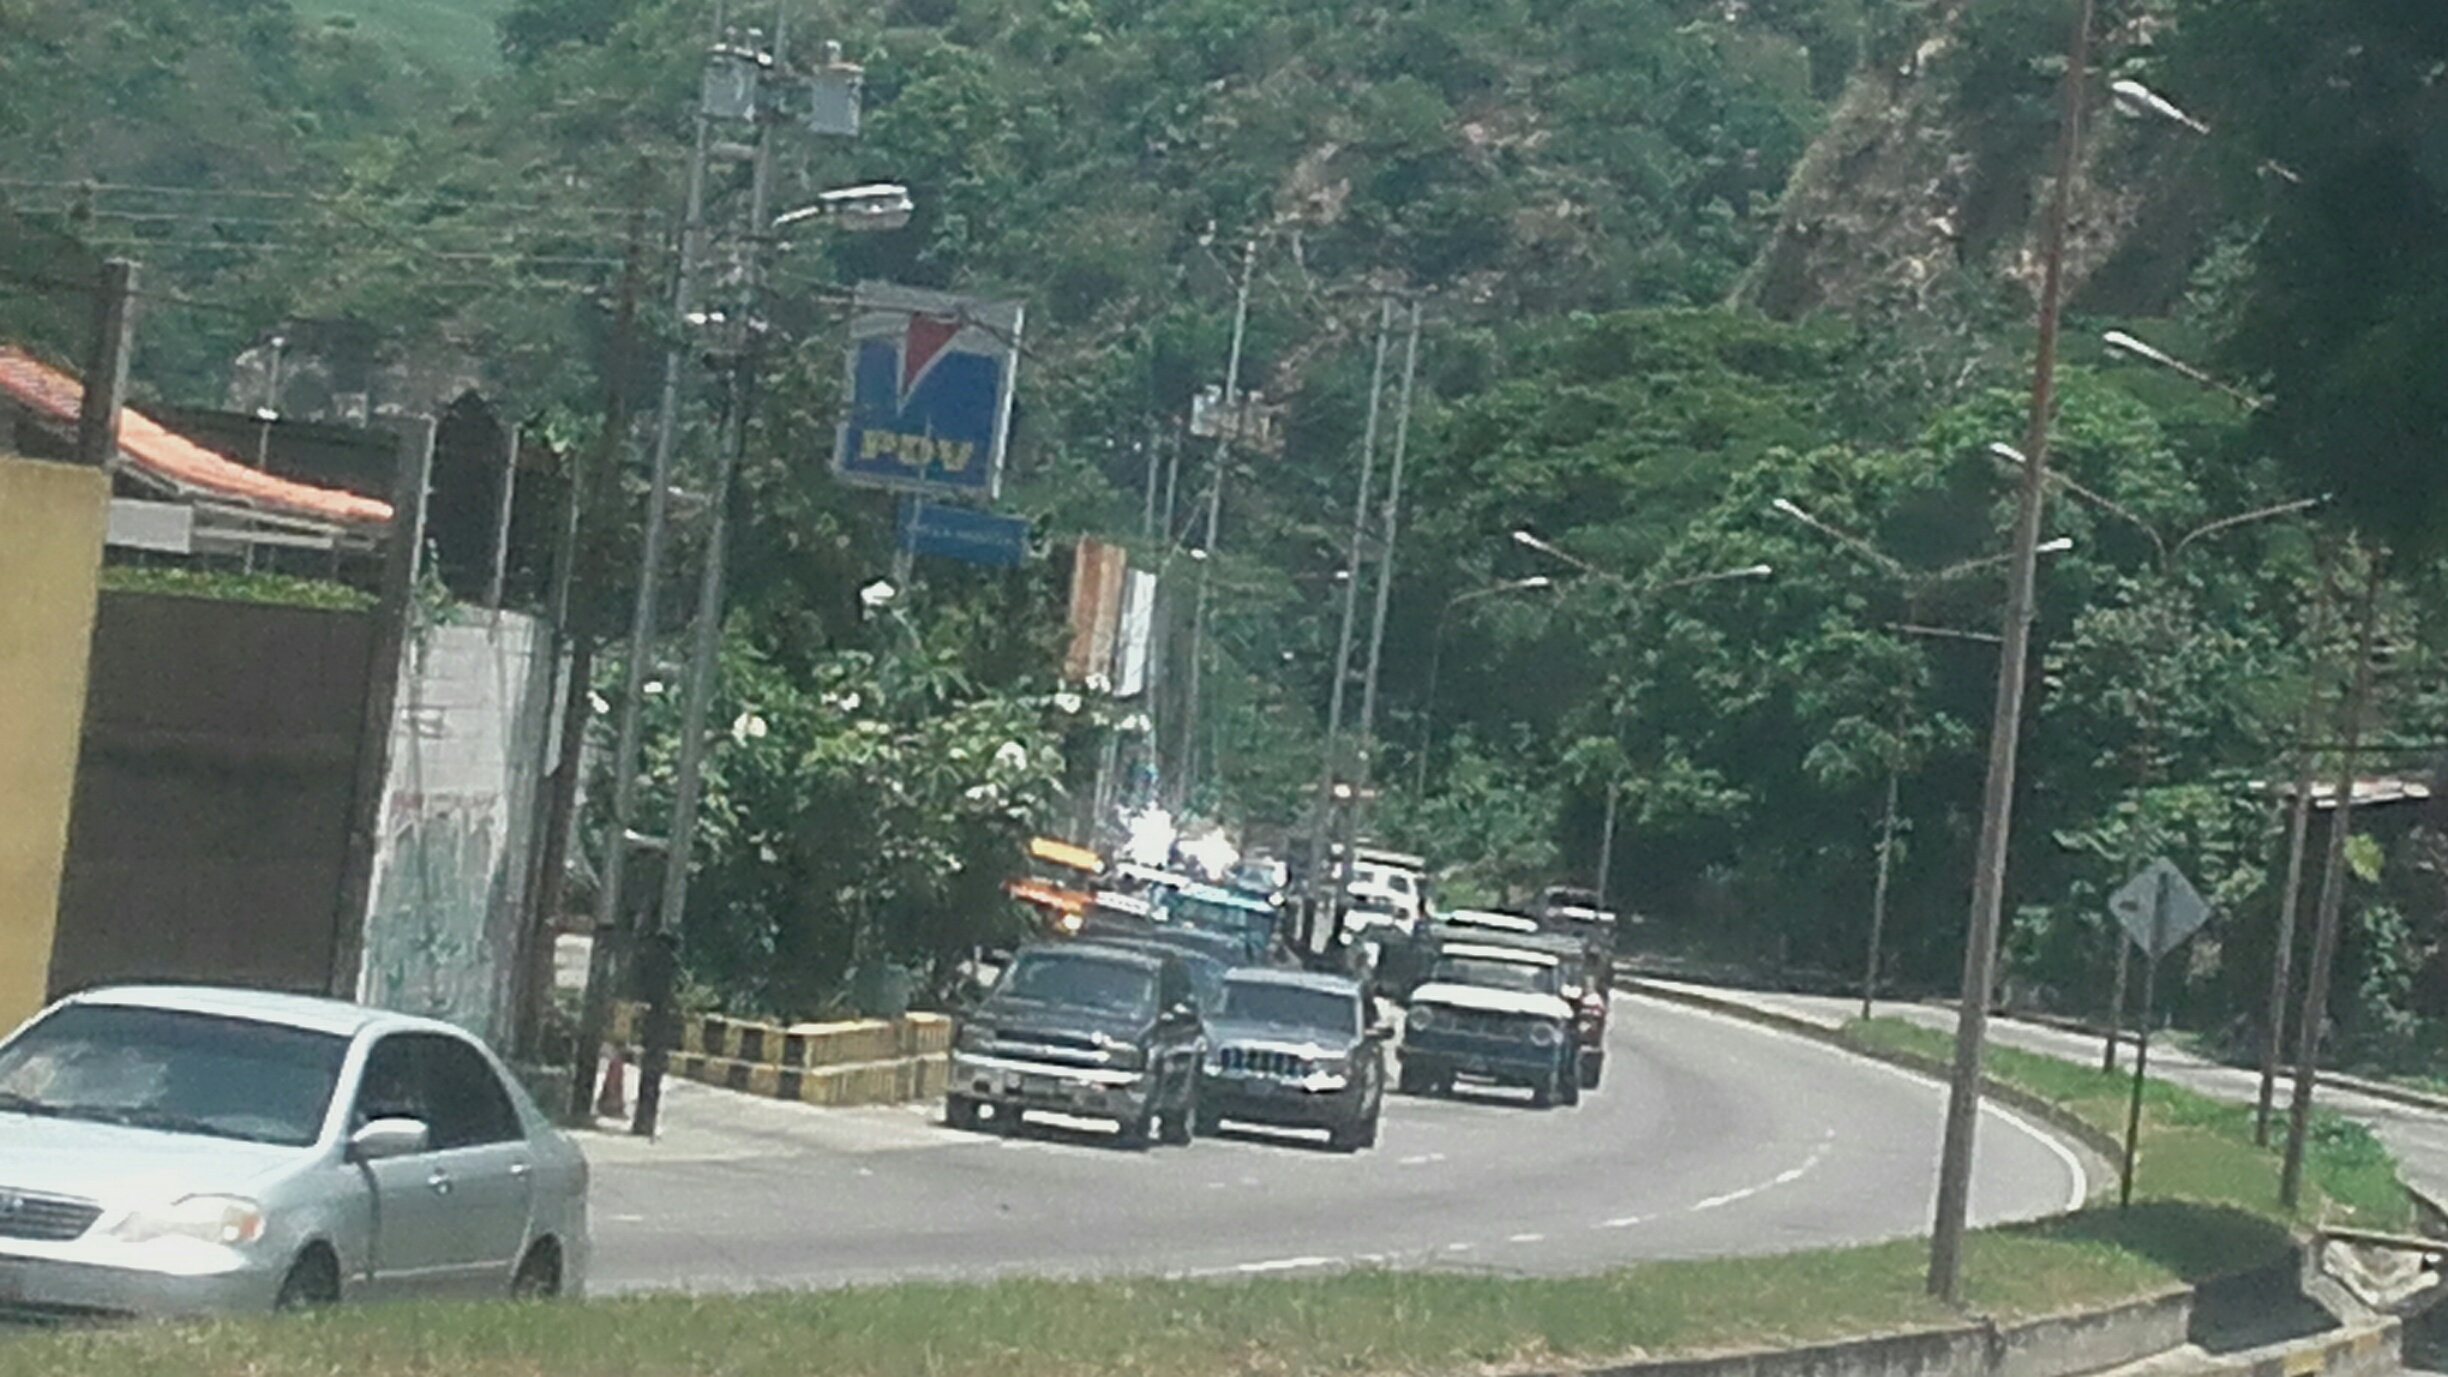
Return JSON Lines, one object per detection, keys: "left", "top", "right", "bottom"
{"left": 0, "top": 177, "right": 657, "bottom": 221}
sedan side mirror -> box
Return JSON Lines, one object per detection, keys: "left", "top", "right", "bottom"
{"left": 1166, "top": 1000, "right": 1199, "bottom": 1025}
{"left": 348, "top": 1117, "right": 430, "bottom": 1163}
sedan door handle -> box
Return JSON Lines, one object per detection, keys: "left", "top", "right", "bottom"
{"left": 426, "top": 1170, "right": 453, "bottom": 1195}
{"left": 508, "top": 1162, "right": 531, "bottom": 1179}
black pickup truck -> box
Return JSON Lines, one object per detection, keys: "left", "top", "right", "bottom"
{"left": 947, "top": 941, "right": 1208, "bottom": 1148}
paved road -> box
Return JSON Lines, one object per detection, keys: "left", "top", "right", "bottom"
{"left": 1647, "top": 981, "right": 2448, "bottom": 1207}
{"left": 581, "top": 990, "right": 2086, "bottom": 1294}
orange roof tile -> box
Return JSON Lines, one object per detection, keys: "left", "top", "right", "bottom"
{"left": 0, "top": 345, "right": 393, "bottom": 526}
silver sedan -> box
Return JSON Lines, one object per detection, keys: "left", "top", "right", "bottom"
{"left": 0, "top": 985, "right": 588, "bottom": 1317}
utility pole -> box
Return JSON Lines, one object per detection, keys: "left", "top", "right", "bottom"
{"left": 1926, "top": 0, "right": 2094, "bottom": 1303}
{"left": 568, "top": 19, "right": 718, "bottom": 1125}
{"left": 513, "top": 202, "right": 645, "bottom": 1064}
{"left": 73, "top": 259, "right": 137, "bottom": 468}
{"left": 1305, "top": 299, "right": 1393, "bottom": 946}
{"left": 1353, "top": 299, "right": 1424, "bottom": 820}
{"left": 1178, "top": 242, "right": 1256, "bottom": 813}
{"left": 2280, "top": 554, "right": 2384, "bottom": 1209}
{"left": 485, "top": 421, "right": 521, "bottom": 610}
{"left": 630, "top": 14, "right": 784, "bottom": 1138}
{"left": 2257, "top": 558, "right": 2335, "bottom": 1144}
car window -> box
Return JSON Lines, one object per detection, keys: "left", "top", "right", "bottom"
{"left": 354, "top": 1033, "right": 521, "bottom": 1150}
{"left": 0, "top": 1004, "right": 347, "bottom": 1147}
{"left": 1431, "top": 958, "right": 1559, "bottom": 995}
{"left": 1218, "top": 982, "right": 1357, "bottom": 1034}
{"left": 1002, "top": 951, "right": 1158, "bottom": 1016}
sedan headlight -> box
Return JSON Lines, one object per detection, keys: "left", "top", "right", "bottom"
{"left": 1527, "top": 1021, "right": 1563, "bottom": 1047}
{"left": 113, "top": 1195, "right": 266, "bottom": 1247}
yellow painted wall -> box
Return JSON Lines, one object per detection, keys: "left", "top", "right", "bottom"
{"left": 0, "top": 455, "right": 107, "bottom": 1034}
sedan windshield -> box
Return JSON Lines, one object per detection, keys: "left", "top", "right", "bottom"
{"left": 1218, "top": 982, "right": 1357, "bottom": 1034}
{"left": 0, "top": 1004, "right": 349, "bottom": 1147}
{"left": 1431, "top": 958, "right": 1559, "bottom": 996}
{"left": 1002, "top": 952, "right": 1158, "bottom": 1016}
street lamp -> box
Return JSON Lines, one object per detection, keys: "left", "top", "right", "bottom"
{"left": 1415, "top": 575, "right": 1557, "bottom": 794}
{"left": 2101, "top": 330, "right": 2268, "bottom": 412}
{"left": 1990, "top": 439, "right": 2319, "bottom": 1073}
{"left": 775, "top": 182, "right": 913, "bottom": 234}
{"left": 2109, "top": 78, "right": 2302, "bottom": 183}
{"left": 1509, "top": 530, "right": 1773, "bottom": 911}
{"left": 1773, "top": 499, "right": 2073, "bottom": 1022}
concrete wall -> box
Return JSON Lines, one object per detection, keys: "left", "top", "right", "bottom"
{"left": 0, "top": 455, "right": 106, "bottom": 1032}
{"left": 356, "top": 610, "right": 552, "bottom": 1046}
{"left": 52, "top": 591, "right": 375, "bottom": 999}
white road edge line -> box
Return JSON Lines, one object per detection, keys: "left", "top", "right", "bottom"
{"left": 1235, "top": 1256, "right": 1338, "bottom": 1274}
{"left": 1627, "top": 993, "right": 2091, "bottom": 1215}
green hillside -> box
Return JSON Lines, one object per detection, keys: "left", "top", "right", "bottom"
{"left": 291, "top": 0, "right": 509, "bottom": 78}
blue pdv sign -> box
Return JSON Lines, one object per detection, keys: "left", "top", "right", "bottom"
{"left": 833, "top": 283, "right": 1023, "bottom": 500}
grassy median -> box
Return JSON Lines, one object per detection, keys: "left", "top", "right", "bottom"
{"left": 0, "top": 1011, "right": 2395, "bottom": 1377}
{"left": 1843, "top": 1016, "right": 2408, "bottom": 1232}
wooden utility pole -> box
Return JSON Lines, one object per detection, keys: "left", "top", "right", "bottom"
{"left": 330, "top": 417, "right": 435, "bottom": 998}
{"left": 1927, "top": 0, "right": 2095, "bottom": 1303}
{"left": 73, "top": 260, "right": 137, "bottom": 468}
{"left": 2280, "top": 554, "right": 2384, "bottom": 1209}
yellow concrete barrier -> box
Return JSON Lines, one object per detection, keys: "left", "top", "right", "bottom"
{"left": 614, "top": 1002, "right": 950, "bottom": 1109}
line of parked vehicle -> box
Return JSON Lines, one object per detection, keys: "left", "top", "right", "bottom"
{"left": 947, "top": 857, "right": 1620, "bottom": 1152}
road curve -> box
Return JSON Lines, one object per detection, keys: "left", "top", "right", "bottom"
{"left": 583, "top": 991, "right": 2086, "bottom": 1294}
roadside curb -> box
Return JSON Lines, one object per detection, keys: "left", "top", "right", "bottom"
{"left": 2118, "top": 1320, "right": 2401, "bottom": 1377}
{"left": 1536, "top": 1286, "right": 2194, "bottom": 1377}
{"left": 609, "top": 1002, "right": 951, "bottom": 1109}
{"left": 1625, "top": 979, "right": 2126, "bottom": 1183}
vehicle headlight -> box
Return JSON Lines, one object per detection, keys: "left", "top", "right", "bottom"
{"left": 956, "top": 1022, "right": 997, "bottom": 1053}
{"left": 1527, "top": 1021, "right": 1563, "bottom": 1046}
{"left": 113, "top": 1195, "right": 266, "bottom": 1247}
{"left": 1102, "top": 1041, "right": 1147, "bottom": 1071}
{"left": 1407, "top": 1005, "right": 1435, "bottom": 1031}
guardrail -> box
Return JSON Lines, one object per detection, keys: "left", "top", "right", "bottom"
{"left": 609, "top": 1003, "right": 951, "bottom": 1108}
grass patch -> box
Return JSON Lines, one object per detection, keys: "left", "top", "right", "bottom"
{"left": 1844, "top": 1017, "right": 2407, "bottom": 1232}
{"left": 0, "top": 1234, "right": 2181, "bottom": 1377}
{"left": 102, "top": 563, "right": 375, "bottom": 611}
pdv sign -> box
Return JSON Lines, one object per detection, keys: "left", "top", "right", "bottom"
{"left": 833, "top": 282, "right": 1023, "bottom": 500}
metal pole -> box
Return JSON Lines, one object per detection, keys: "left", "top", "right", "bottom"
{"left": 2280, "top": 555, "right": 2383, "bottom": 1209}
{"left": 1306, "top": 299, "right": 1393, "bottom": 934}
{"left": 1596, "top": 781, "right": 1620, "bottom": 914}
{"left": 1141, "top": 424, "right": 1161, "bottom": 541}
{"left": 2102, "top": 934, "right": 2130, "bottom": 1072}
{"left": 73, "top": 259, "right": 137, "bottom": 468}
{"left": 1863, "top": 749, "right": 1902, "bottom": 1023}
{"left": 1182, "top": 240, "right": 1256, "bottom": 812}
{"left": 486, "top": 421, "right": 521, "bottom": 609}
{"left": 2258, "top": 560, "right": 2335, "bottom": 1144}
{"left": 1926, "top": 0, "right": 2094, "bottom": 1303}
{"left": 1353, "top": 299, "right": 1423, "bottom": 816}
{"left": 568, "top": 41, "right": 715, "bottom": 1124}
{"left": 2119, "top": 871, "right": 2168, "bottom": 1208}
{"left": 633, "top": 14, "right": 785, "bottom": 1139}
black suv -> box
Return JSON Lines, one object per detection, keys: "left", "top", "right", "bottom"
{"left": 948, "top": 941, "right": 1207, "bottom": 1148}
{"left": 1197, "top": 969, "right": 1390, "bottom": 1151}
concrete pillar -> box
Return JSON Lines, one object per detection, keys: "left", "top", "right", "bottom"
{"left": 0, "top": 454, "right": 109, "bottom": 1032}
